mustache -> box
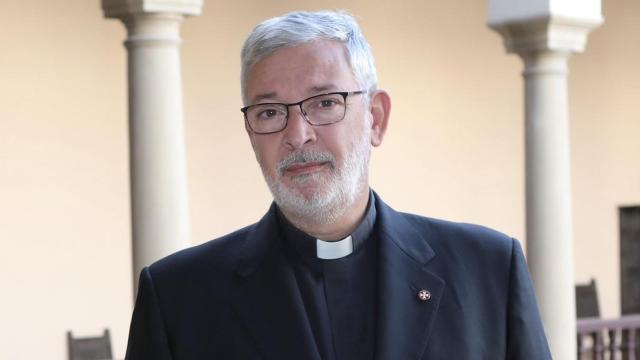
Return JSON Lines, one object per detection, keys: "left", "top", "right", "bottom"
{"left": 276, "top": 150, "right": 336, "bottom": 175}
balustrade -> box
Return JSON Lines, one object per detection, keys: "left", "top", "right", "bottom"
{"left": 577, "top": 315, "right": 640, "bottom": 359}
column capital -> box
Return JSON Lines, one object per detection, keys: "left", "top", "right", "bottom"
{"left": 102, "top": 0, "right": 203, "bottom": 19}
{"left": 489, "top": 15, "right": 603, "bottom": 56}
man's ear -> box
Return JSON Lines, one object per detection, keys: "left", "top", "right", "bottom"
{"left": 244, "top": 121, "right": 258, "bottom": 150}
{"left": 368, "top": 90, "right": 391, "bottom": 147}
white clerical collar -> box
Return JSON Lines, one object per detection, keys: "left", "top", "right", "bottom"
{"left": 316, "top": 235, "right": 354, "bottom": 260}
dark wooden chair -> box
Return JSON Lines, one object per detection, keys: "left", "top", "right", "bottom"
{"left": 576, "top": 278, "right": 600, "bottom": 319}
{"left": 576, "top": 279, "right": 603, "bottom": 360}
{"left": 67, "top": 328, "right": 113, "bottom": 360}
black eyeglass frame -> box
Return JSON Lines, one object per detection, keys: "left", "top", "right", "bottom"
{"left": 240, "top": 90, "right": 365, "bottom": 134}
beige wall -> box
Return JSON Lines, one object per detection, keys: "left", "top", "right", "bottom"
{"left": 0, "top": 0, "right": 638, "bottom": 359}
{"left": 0, "top": 1, "right": 131, "bottom": 359}
{"left": 571, "top": 0, "right": 640, "bottom": 317}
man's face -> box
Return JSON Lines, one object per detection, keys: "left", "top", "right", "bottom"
{"left": 245, "top": 40, "right": 373, "bottom": 223}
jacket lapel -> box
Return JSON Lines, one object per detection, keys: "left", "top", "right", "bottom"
{"left": 374, "top": 196, "right": 446, "bottom": 360}
{"left": 231, "top": 205, "right": 321, "bottom": 360}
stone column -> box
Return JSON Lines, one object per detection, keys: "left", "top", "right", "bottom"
{"left": 489, "top": 2, "right": 602, "bottom": 358}
{"left": 102, "top": 0, "right": 203, "bottom": 293}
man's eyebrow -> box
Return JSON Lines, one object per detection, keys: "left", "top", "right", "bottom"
{"left": 250, "top": 85, "right": 339, "bottom": 104}
{"left": 309, "top": 85, "right": 338, "bottom": 94}
{"left": 251, "top": 92, "right": 278, "bottom": 104}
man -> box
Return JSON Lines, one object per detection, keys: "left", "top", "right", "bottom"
{"left": 125, "top": 11, "right": 551, "bottom": 360}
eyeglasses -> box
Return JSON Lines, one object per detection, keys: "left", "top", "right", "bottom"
{"left": 241, "top": 91, "right": 365, "bottom": 134}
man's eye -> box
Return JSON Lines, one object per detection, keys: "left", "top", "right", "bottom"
{"left": 257, "top": 109, "right": 282, "bottom": 119}
{"left": 319, "top": 99, "right": 337, "bottom": 108}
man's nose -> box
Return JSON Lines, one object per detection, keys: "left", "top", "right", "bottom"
{"left": 282, "top": 106, "right": 316, "bottom": 150}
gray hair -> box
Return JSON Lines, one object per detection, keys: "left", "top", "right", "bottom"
{"left": 240, "top": 10, "right": 378, "bottom": 105}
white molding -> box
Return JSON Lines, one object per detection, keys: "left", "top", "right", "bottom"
{"left": 488, "top": 0, "right": 602, "bottom": 26}
{"left": 489, "top": 15, "right": 603, "bottom": 55}
{"left": 102, "top": 0, "right": 203, "bottom": 18}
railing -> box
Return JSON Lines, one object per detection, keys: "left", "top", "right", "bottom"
{"left": 577, "top": 314, "right": 640, "bottom": 359}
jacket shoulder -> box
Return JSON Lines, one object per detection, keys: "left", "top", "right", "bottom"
{"left": 146, "top": 222, "right": 259, "bottom": 286}
{"left": 401, "top": 212, "right": 515, "bottom": 255}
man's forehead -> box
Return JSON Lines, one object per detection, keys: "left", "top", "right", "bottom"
{"left": 246, "top": 41, "right": 356, "bottom": 104}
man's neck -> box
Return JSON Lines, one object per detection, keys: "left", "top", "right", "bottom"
{"left": 281, "top": 187, "right": 370, "bottom": 241}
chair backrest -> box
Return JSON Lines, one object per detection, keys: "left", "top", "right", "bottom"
{"left": 576, "top": 278, "right": 600, "bottom": 318}
{"left": 67, "top": 329, "right": 113, "bottom": 360}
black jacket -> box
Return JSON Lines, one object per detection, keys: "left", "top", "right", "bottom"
{"left": 125, "top": 193, "right": 551, "bottom": 359}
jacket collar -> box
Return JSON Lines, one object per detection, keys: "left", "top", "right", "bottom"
{"left": 231, "top": 193, "right": 446, "bottom": 359}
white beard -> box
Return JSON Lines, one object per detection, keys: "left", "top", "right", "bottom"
{"left": 262, "top": 126, "right": 371, "bottom": 225}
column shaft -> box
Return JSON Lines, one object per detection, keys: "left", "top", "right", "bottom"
{"left": 523, "top": 51, "right": 576, "bottom": 360}
{"left": 125, "top": 13, "right": 190, "bottom": 291}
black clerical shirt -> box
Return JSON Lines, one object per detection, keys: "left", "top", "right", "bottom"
{"left": 277, "top": 193, "right": 378, "bottom": 360}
